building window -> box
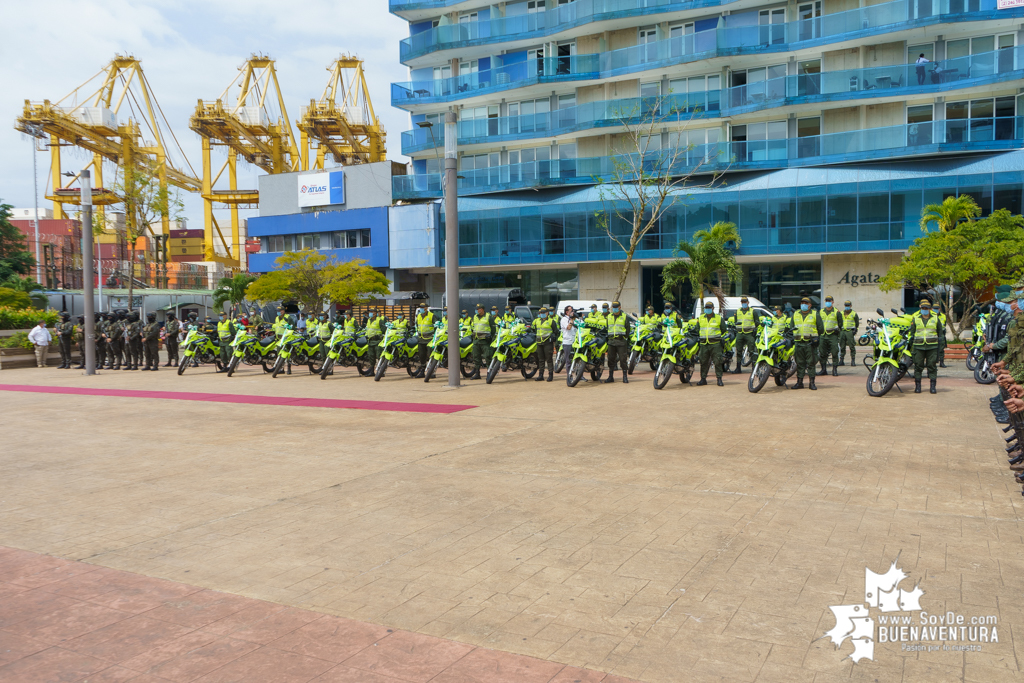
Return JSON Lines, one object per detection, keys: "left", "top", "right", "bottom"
{"left": 330, "top": 230, "right": 371, "bottom": 249}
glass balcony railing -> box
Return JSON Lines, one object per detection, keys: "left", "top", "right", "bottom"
{"left": 400, "top": 0, "right": 722, "bottom": 62}
{"left": 393, "top": 0, "right": 1006, "bottom": 105}
{"left": 394, "top": 117, "right": 1024, "bottom": 198}
{"left": 391, "top": 0, "right": 464, "bottom": 11}
{"left": 401, "top": 46, "right": 1023, "bottom": 154}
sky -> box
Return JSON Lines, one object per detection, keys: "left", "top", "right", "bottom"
{"left": 0, "top": 0, "right": 410, "bottom": 225}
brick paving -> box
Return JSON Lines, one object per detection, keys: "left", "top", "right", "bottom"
{"left": 0, "top": 363, "right": 1021, "bottom": 682}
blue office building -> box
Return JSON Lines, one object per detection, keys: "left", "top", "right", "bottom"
{"left": 390, "top": 0, "right": 1024, "bottom": 311}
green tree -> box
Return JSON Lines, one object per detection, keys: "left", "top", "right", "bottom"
{"left": 594, "top": 96, "right": 723, "bottom": 302}
{"left": 0, "top": 287, "right": 32, "bottom": 308}
{"left": 109, "top": 164, "right": 185, "bottom": 304}
{"left": 880, "top": 209, "right": 1024, "bottom": 337}
{"left": 920, "top": 194, "right": 982, "bottom": 232}
{"left": 1, "top": 275, "right": 47, "bottom": 308}
{"left": 0, "top": 202, "right": 36, "bottom": 281}
{"left": 213, "top": 273, "right": 258, "bottom": 311}
{"left": 660, "top": 221, "right": 741, "bottom": 311}
{"left": 246, "top": 250, "right": 391, "bottom": 313}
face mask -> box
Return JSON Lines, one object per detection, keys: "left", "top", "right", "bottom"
{"left": 921, "top": 310, "right": 930, "bottom": 316}
{"left": 844, "top": 307, "right": 851, "bottom": 312}
{"left": 601, "top": 309, "right": 609, "bottom": 315}
{"left": 663, "top": 309, "right": 672, "bottom": 315}
{"left": 800, "top": 304, "right": 809, "bottom": 312}
{"left": 591, "top": 309, "right": 597, "bottom": 315}
{"left": 540, "top": 313, "right": 547, "bottom": 319}
{"left": 741, "top": 304, "right": 748, "bottom": 310}
{"left": 368, "top": 313, "right": 375, "bottom": 318}
{"left": 704, "top": 308, "right": 713, "bottom": 314}
{"left": 824, "top": 301, "right": 833, "bottom": 309}
{"left": 1018, "top": 298, "right": 1024, "bottom": 308}
{"left": 996, "top": 301, "right": 1011, "bottom": 312}
{"left": 612, "top": 307, "right": 619, "bottom": 313}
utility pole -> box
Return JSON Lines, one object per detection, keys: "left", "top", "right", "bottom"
{"left": 444, "top": 110, "right": 460, "bottom": 387}
{"left": 27, "top": 123, "right": 43, "bottom": 285}
{"left": 80, "top": 170, "right": 96, "bottom": 375}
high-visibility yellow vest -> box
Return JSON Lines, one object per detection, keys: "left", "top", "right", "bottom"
{"left": 217, "top": 319, "right": 233, "bottom": 340}
{"left": 533, "top": 317, "right": 557, "bottom": 341}
{"left": 343, "top": 318, "right": 357, "bottom": 335}
{"left": 913, "top": 313, "right": 941, "bottom": 345}
{"left": 792, "top": 311, "right": 819, "bottom": 341}
{"left": 733, "top": 309, "right": 755, "bottom": 333}
{"left": 821, "top": 309, "right": 839, "bottom": 333}
{"left": 607, "top": 313, "right": 628, "bottom": 336}
{"left": 843, "top": 311, "right": 858, "bottom": 330}
{"left": 472, "top": 314, "right": 491, "bottom": 336}
{"left": 698, "top": 314, "right": 723, "bottom": 343}
{"left": 392, "top": 318, "right": 409, "bottom": 335}
{"left": 318, "top": 321, "right": 331, "bottom": 339}
{"left": 273, "top": 315, "right": 286, "bottom": 337}
{"left": 364, "top": 317, "right": 384, "bottom": 338}
{"left": 416, "top": 312, "right": 435, "bottom": 336}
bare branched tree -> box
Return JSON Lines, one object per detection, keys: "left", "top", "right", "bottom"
{"left": 593, "top": 94, "right": 727, "bottom": 303}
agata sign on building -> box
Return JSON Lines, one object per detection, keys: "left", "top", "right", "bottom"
{"left": 838, "top": 272, "right": 882, "bottom": 287}
{"left": 297, "top": 170, "right": 345, "bottom": 208}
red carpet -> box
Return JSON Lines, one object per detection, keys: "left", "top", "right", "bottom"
{"left": 0, "top": 384, "right": 476, "bottom": 414}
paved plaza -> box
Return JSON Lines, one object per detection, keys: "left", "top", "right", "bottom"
{"left": 0, "top": 363, "right": 1022, "bottom": 682}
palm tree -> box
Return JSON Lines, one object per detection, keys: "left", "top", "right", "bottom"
{"left": 2, "top": 275, "right": 48, "bottom": 308}
{"left": 661, "top": 222, "right": 742, "bottom": 311}
{"left": 213, "top": 273, "right": 258, "bottom": 314}
{"left": 920, "top": 195, "right": 981, "bottom": 232}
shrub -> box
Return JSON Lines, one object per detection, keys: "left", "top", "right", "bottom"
{"left": 0, "top": 287, "right": 31, "bottom": 308}
{"left": 0, "top": 331, "right": 33, "bottom": 349}
{"left": 0, "top": 306, "right": 60, "bottom": 330}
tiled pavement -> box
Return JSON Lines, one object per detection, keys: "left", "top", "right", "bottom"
{"left": 1, "top": 364, "right": 1022, "bottom": 682}
{"left": 0, "top": 546, "right": 633, "bottom": 682}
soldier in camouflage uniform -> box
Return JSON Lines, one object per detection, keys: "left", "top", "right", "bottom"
{"left": 108, "top": 312, "right": 126, "bottom": 369}
{"left": 74, "top": 316, "right": 86, "bottom": 369}
{"left": 95, "top": 313, "right": 108, "bottom": 369}
{"left": 163, "top": 313, "right": 180, "bottom": 367}
{"left": 56, "top": 313, "right": 75, "bottom": 368}
{"left": 125, "top": 311, "right": 144, "bottom": 370}
{"left": 141, "top": 312, "right": 161, "bottom": 371}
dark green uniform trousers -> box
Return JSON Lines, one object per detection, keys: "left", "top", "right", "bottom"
{"left": 818, "top": 333, "right": 839, "bottom": 369}
{"left": 472, "top": 337, "right": 492, "bottom": 371}
{"left": 367, "top": 338, "right": 381, "bottom": 366}
{"left": 699, "top": 342, "right": 724, "bottom": 380}
{"left": 606, "top": 339, "right": 628, "bottom": 373}
{"left": 795, "top": 341, "right": 817, "bottom": 380}
{"left": 839, "top": 330, "right": 857, "bottom": 363}
{"left": 913, "top": 346, "right": 938, "bottom": 380}
{"left": 734, "top": 332, "right": 756, "bottom": 372}
{"left": 536, "top": 340, "right": 554, "bottom": 371}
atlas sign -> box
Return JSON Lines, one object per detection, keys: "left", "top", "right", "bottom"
{"left": 297, "top": 170, "right": 344, "bottom": 208}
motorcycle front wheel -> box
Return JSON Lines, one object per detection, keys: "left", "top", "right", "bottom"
{"left": 226, "top": 355, "right": 239, "bottom": 377}
{"left": 406, "top": 358, "right": 424, "bottom": 378}
{"left": 975, "top": 360, "right": 996, "bottom": 384}
{"left": 627, "top": 350, "right": 639, "bottom": 375}
{"left": 567, "top": 358, "right": 585, "bottom": 387}
{"left": 966, "top": 347, "right": 981, "bottom": 371}
{"left": 271, "top": 357, "right": 285, "bottom": 378}
{"left": 653, "top": 359, "right": 672, "bottom": 390}
{"left": 460, "top": 357, "right": 474, "bottom": 378}
{"left": 177, "top": 356, "right": 189, "bottom": 375}
{"left": 748, "top": 360, "right": 770, "bottom": 393}
{"left": 424, "top": 357, "right": 438, "bottom": 382}
{"left": 742, "top": 347, "right": 753, "bottom": 367}
{"left": 374, "top": 357, "right": 388, "bottom": 381}
{"left": 554, "top": 347, "right": 566, "bottom": 373}
{"left": 320, "top": 357, "right": 335, "bottom": 380}
{"left": 520, "top": 353, "right": 540, "bottom": 380}
{"left": 485, "top": 357, "right": 501, "bottom": 384}
{"left": 590, "top": 364, "right": 604, "bottom": 382}
{"left": 261, "top": 360, "right": 274, "bottom": 373}
{"left": 308, "top": 357, "right": 324, "bottom": 374}
{"left": 680, "top": 364, "right": 693, "bottom": 384}
{"left": 866, "top": 364, "right": 898, "bottom": 397}
{"left": 356, "top": 358, "right": 374, "bottom": 376}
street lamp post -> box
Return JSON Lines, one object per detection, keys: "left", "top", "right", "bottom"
{"left": 25, "top": 123, "right": 43, "bottom": 285}
{"left": 80, "top": 170, "right": 96, "bottom": 375}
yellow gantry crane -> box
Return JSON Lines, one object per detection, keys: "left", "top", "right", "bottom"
{"left": 189, "top": 55, "right": 301, "bottom": 264}
{"left": 298, "top": 56, "right": 386, "bottom": 168}
{"left": 15, "top": 55, "right": 201, "bottom": 235}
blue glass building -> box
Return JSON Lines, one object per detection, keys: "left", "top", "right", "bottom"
{"left": 391, "top": 0, "right": 1024, "bottom": 311}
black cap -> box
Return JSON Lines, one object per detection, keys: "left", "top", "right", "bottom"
{"left": 825, "top": 295, "right": 833, "bottom": 301}
{"left": 476, "top": 303, "right": 484, "bottom": 309}
{"left": 612, "top": 301, "right": 620, "bottom": 307}
{"left": 844, "top": 300, "right": 852, "bottom": 306}
{"left": 740, "top": 296, "right": 749, "bottom": 302}
{"left": 461, "top": 309, "right": 467, "bottom": 314}
{"left": 801, "top": 297, "right": 812, "bottom": 304}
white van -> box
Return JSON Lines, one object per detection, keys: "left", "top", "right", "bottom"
{"left": 692, "top": 296, "right": 771, "bottom": 320}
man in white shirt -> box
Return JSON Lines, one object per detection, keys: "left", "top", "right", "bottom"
{"left": 916, "top": 53, "right": 930, "bottom": 85}
{"left": 28, "top": 321, "right": 52, "bottom": 368}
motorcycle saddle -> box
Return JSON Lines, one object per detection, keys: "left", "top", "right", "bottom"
{"left": 520, "top": 334, "right": 536, "bottom": 346}
{"left": 406, "top": 336, "right": 420, "bottom": 346}
{"left": 260, "top": 336, "right": 275, "bottom": 345}
{"left": 459, "top": 336, "right": 472, "bottom": 348}
{"left": 355, "top": 336, "right": 368, "bottom": 345}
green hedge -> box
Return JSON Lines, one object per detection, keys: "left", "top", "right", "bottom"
{"left": 0, "top": 307, "right": 60, "bottom": 330}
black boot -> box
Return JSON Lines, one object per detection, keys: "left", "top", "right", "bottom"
{"left": 717, "top": 377, "right": 724, "bottom": 386}
{"left": 832, "top": 367, "right": 838, "bottom": 377}
{"left": 141, "top": 366, "right": 150, "bottom": 371}
{"left": 939, "top": 361, "right": 947, "bottom": 368}
{"left": 546, "top": 369, "right": 553, "bottom": 382}
{"left": 74, "top": 362, "right": 84, "bottom": 369}
{"left": 809, "top": 378, "right": 817, "bottom": 391}
{"left": 914, "top": 379, "right": 921, "bottom": 393}
{"left": 733, "top": 366, "right": 742, "bottom": 374}
{"left": 929, "top": 379, "right": 937, "bottom": 394}
{"left": 839, "top": 358, "right": 846, "bottom": 366}
{"left": 122, "top": 364, "right": 131, "bottom": 370}
{"left": 696, "top": 378, "right": 707, "bottom": 386}
{"left": 164, "top": 361, "right": 172, "bottom": 367}
{"left": 622, "top": 371, "right": 628, "bottom": 384}
{"left": 791, "top": 379, "right": 804, "bottom": 389}
{"left": 151, "top": 364, "right": 158, "bottom": 371}
{"left": 470, "top": 370, "right": 481, "bottom": 380}
{"left": 535, "top": 372, "right": 545, "bottom": 382}
{"left": 604, "top": 372, "right": 615, "bottom": 384}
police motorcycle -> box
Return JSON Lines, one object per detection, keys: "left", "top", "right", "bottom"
{"left": 627, "top": 319, "right": 662, "bottom": 374}
{"left": 319, "top": 324, "right": 375, "bottom": 380}
{"left": 270, "top": 326, "right": 325, "bottom": 378}
{"left": 373, "top": 322, "right": 423, "bottom": 381}
{"left": 652, "top": 318, "right": 700, "bottom": 389}
{"left": 747, "top": 316, "right": 796, "bottom": 393}
{"left": 721, "top": 321, "right": 739, "bottom": 373}
{"left": 857, "top": 320, "right": 879, "bottom": 368}
{"left": 225, "top": 325, "right": 278, "bottom": 376}
{"left": 424, "top": 321, "right": 474, "bottom": 382}
{"left": 486, "top": 318, "right": 541, "bottom": 384}
{"left": 565, "top": 318, "right": 610, "bottom": 387}
{"left": 177, "top": 325, "right": 225, "bottom": 375}
{"left": 865, "top": 308, "right": 913, "bottom": 397}
{"left": 965, "top": 313, "right": 987, "bottom": 371}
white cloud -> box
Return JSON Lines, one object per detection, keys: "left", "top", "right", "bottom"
{"left": 0, "top": 0, "right": 411, "bottom": 224}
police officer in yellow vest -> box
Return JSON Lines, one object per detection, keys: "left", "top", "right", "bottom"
{"left": 315, "top": 313, "right": 332, "bottom": 360}
{"left": 532, "top": 306, "right": 558, "bottom": 382}
{"left": 586, "top": 303, "right": 607, "bottom": 329}
{"left": 414, "top": 303, "right": 436, "bottom": 378}
{"left": 273, "top": 307, "right": 288, "bottom": 338}
{"left": 838, "top": 300, "right": 860, "bottom": 367}
{"left": 792, "top": 297, "right": 825, "bottom": 390}
{"left": 363, "top": 308, "right": 386, "bottom": 368}
{"left": 604, "top": 302, "right": 631, "bottom": 384}
{"left": 641, "top": 305, "right": 659, "bottom": 326}
{"left": 817, "top": 295, "right": 844, "bottom": 377}
{"left": 216, "top": 312, "right": 237, "bottom": 372}
{"left": 730, "top": 296, "right": 759, "bottom": 375}
{"left": 696, "top": 301, "right": 728, "bottom": 386}
{"left": 910, "top": 300, "right": 942, "bottom": 394}
{"left": 470, "top": 303, "right": 496, "bottom": 380}
{"left": 340, "top": 310, "right": 358, "bottom": 336}
{"left": 499, "top": 306, "right": 517, "bottom": 325}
